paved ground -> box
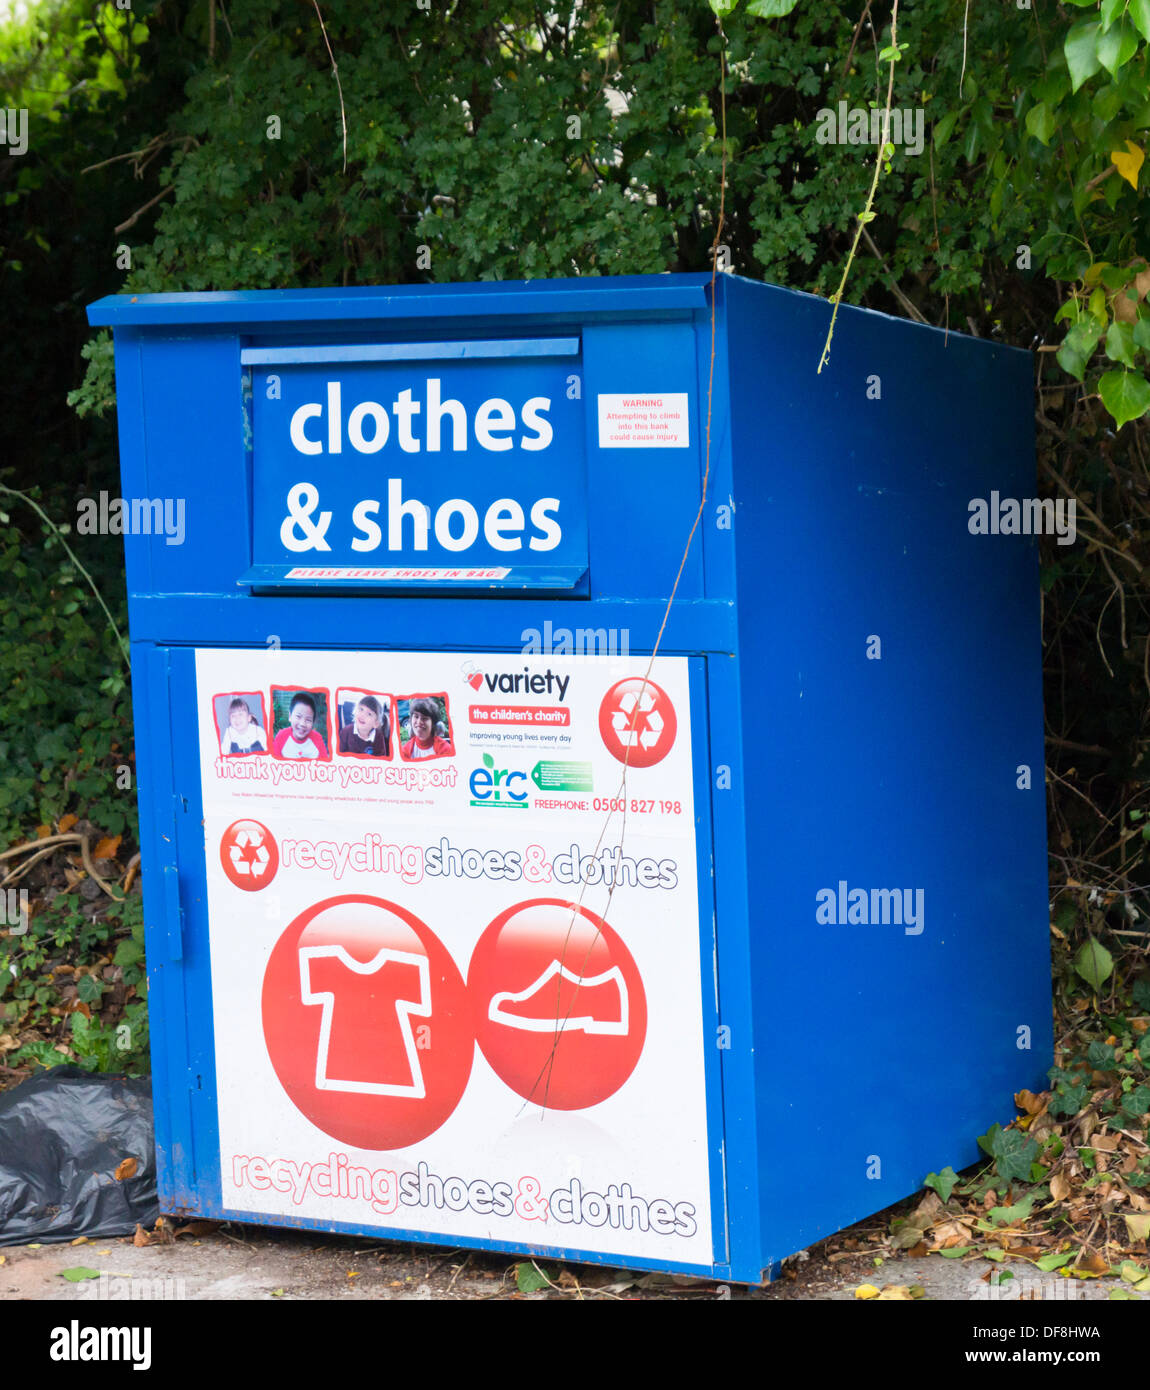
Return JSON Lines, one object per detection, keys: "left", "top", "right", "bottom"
{"left": 2, "top": 1212, "right": 1142, "bottom": 1301}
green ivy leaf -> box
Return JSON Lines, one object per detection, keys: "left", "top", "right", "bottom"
{"left": 76, "top": 972, "right": 104, "bottom": 1004}
{"left": 924, "top": 1166, "right": 959, "bottom": 1203}
{"left": 60, "top": 1267, "right": 101, "bottom": 1282}
{"left": 988, "top": 1190, "right": 1039, "bottom": 1225}
{"left": 990, "top": 1128, "right": 1040, "bottom": 1185}
{"left": 1065, "top": 22, "right": 1102, "bottom": 94}
{"left": 1105, "top": 319, "right": 1137, "bottom": 367}
{"left": 113, "top": 939, "right": 145, "bottom": 969}
{"left": 1057, "top": 318, "right": 1104, "bottom": 381}
{"left": 1098, "top": 369, "right": 1150, "bottom": 428}
{"left": 746, "top": 0, "right": 801, "bottom": 15}
{"left": 1025, "top": 101, "right": 1056, "bottom": 146}
{"left": 1121, "top": 1084, "right": 1150, "bottom": 1117}
{"left": 1097, "top": 19, "right": 1139, "bottom": 76}
{"left": 1074, "top": 936, "right": 1114, "bottom": 989}
{"left": 977, "top": 1122, "right": 1003, "bottom": 1157}
{"left": 514, "top": 1261, "right": 553, "bottom": 1292}
{"left": 708, "top": 0, "right": 740, "bottom": 15}
{"left": 933, "top": 111, "right": 959, "bottom": 147}
{"left": 1131, "top": 0, "right": 1150, "bottom": 41}
{"left": 1035, "top": 1251, "right": 1069, "bottom": 1271}
{"left": 1087, "top": 1040, "right": 1117, "bottom": 1069}
{"left": 1100, "top": 0, "right": 1126, "bottom": 28}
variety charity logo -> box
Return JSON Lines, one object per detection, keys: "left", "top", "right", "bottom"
{"left": 460, "top": 659, "right": 571, "bottom": 701}
{"left": 261, "top": 895, "right": 646, "bottom": 1148}
{"left": 220, "top": 819, "right": 279, "bottom": 891}
{"left": 598, "top": 677, "right": 677, "bottom": 769}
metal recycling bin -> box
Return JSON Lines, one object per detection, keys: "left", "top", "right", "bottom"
{"left": 86, "top": 272, "right": 1052, "bottom": 1283}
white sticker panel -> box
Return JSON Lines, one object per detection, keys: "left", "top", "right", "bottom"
{"left": 597, "top": 394, "right": 690, "bottom": 448}
{"left": 195, "top": 648, "right": 712, "bottom": 1265}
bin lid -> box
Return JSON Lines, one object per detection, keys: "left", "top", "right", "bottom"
{"left": 86, "top": 274, "right": 713, "bottom": 328}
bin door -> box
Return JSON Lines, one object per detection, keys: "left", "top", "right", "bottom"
{"left": 153, "top": 645, "right": 727, "bottom": 1274}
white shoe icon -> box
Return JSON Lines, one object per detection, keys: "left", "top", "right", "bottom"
{"left": 489, "top": 961, "right": 628, "bottom": 1035}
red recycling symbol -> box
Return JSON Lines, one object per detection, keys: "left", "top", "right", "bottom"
{"left": 598, "top": 677, "right": 677, "bottom": 768}
{"left": 220, "top": 818, "right": 279, "bottom": 891}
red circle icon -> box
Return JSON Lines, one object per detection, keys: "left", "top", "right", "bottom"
{"left": 598, "top": 677, "right": 677, "bottom": 768}
{"left": 262, "top": 895, "right": 474, "bottom": 1150}
{"left": 468, "top": 898, "right": 646, "bottom": 1110}
{"left": 220, "top": 819, "right": 279, "bottom": 891}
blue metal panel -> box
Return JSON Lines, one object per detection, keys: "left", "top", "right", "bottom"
{"left": 583, "top": 320, "right": 707, "bottom": 603}
{"left": 87, "top": 275, "right": 712, "bottom": 328}
{"left": 720, "top": 275, "right": 1050, "bottom": 1267}
{"left": 130, "top": 644, "right": 194, "bottom": 1206}
{"left": 119, "top": 596, "right": 738, "bottom": 655}
{"left": 240, "top": 337, "right": 580, "bottom": 366}
{"left": 128, "top": 334, "right": 250, "bottom": 598}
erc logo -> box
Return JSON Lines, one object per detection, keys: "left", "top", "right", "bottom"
{"left": 469, "top": 754, "right": 528, "bottom": 808}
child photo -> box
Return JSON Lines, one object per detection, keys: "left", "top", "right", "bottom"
{"left": 214, "top": 692, "right": 267, "bottom": 756}
{"left": 270, "top": 687, "right": 331, "bottom": 760}
{"left": 336, "top": 689, "right": 392, "bottom": 758}
{"left": 397, "top": 693, "right": 455, "bottom": 761}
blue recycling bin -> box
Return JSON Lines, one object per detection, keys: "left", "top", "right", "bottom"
{"left": 86, "top": 273, "right": 1051, "bottom": 1283}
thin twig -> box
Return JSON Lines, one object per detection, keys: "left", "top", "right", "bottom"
{"left": 114, "top": 183, "right": 175, "bottom": 235}
{"left": 860, "top": 224, "right": 928, "bottom": 323}
{"left": 818, "top": 0, "right": 901, "bottom": 373}
{"left": 311, "top": 0, "right": 348, "bottom": 173}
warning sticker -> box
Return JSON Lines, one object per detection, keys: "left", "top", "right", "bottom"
{"left": 597, "top": 394, "right": 690, "bottom": 449}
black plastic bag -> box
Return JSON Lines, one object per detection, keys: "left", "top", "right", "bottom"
{"left": 0, "top": 1065, "right": 158, "bottom": 1245}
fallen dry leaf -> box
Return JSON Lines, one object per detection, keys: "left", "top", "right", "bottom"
{"left": 173, "top": 1220, "right": 216, "bottom": 1238}
{"left": 876, "top": 1285, "right": 915, "bottom": 1300}
{"left": 854, "top": 1284, "right": 880, "bottom": 1300}
{"left": 58, "top": 813, "right": 78, "bottom": 833}
{"left": 1125, "top": 1213, "right": 1150, "bottom": 1243}
{"left": 70, "top": 1237, "right": 89, "bottom": 1247}
{"left": 1050, "top": 1172, "right": 1071, "bottom": 1202}
{"left": 1015, "top": 1089, "right": 1048, "bottom": 1116}
{"left": 1093, "top": 1133, "right": 1120, "bottom": 1152}
{"left": 114, "top": 1157, "right": 138, "bottom": 1182}
{"left": 93, "top": 836, "right": 121, "bottom": 861}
